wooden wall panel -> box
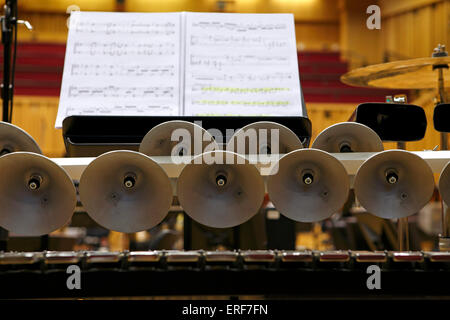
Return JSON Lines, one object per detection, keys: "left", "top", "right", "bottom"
{"left": 18, "top": 12, "right": 68, "bottom": 43}
{"left": 17, "top": 0, "right": 116, "bottom": 13}
{"left": 307, "top": 103, "right": 356, "bottom": 144}
{"left": 379, "top": 0, "right": 444, "bottom": 17}
{"left": 9, "top": 96, "right": 65, "bottom": 158}
{"left": 380, "top": 0, "right": 450, "bottom": 59}
{"left": 295, "top": 22, "right": 340, "bottom": 50}
{"left": 340, "top": 0, "right": 449, "bottom": 66}
{"left": 339, "top": 0, "right": 384, "bottom": 68}
{"left": 17, "top": 0, "right": 341, "bottom": 48}
{"left": 125, "top": 0, "right": 340, "bottom": 22}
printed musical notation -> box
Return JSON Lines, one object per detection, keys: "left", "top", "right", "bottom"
{"left": 184, "top": 12, "right": 302, "bottom": 117}
{"left": 73, "top": 21, "right": 176, "bottom": 35}
{"left": 56, "top": 12, "right": 182, "bottom": 128}
{"left": 73, "top": 41, "right": 176, "bottom": 56}
{"left": 70, "top": 64, "right": 175, "bottom": 77}
{"left": 190, "top": 35, "right": 288, "bottom": 49}
{"left": 191, "top": 99, "right": 290, "bottom": 106}
{"left": 56, "top": 11, "right": 304, "bottom": 128}
{"left": 65, "top": 104, "right": 175, "bottom": 116}
{"left": 68, "top": 86, "right": 174, "bottom": 99}
{"left": 191, "top": 21, "right": 287, "bottom": 32}
{"left": 191, "top": 72, "right": 293, "bottom": 82}
{"left": 190, "top": 54, "right": 290, "bottom": 70}
{"left": 191, "top": 85, "right": 290, "bottom": 94}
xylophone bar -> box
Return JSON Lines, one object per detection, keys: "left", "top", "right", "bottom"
{"left": 1, "top": 250, "right": 450, "bottom": 299}
{"left": 2, "top": 250, "right": 450, "bottom": 268}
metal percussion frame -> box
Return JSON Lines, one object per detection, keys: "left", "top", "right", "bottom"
{"left": 53, "top": 151, "right": 450, "bottom": 181}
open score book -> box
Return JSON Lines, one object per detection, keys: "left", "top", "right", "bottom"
{"left": 55, "top": 11, "right": 305, "bottom": 128}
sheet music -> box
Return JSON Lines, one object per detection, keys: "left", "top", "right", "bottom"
{"left": 183, "top": 12, "right": 303, "bottom": 117}
{"left": 55, "top": 12, "right": 182, "bottom": 128}
{"left": 56, "top": 12, "right": 304, "bottom": 128}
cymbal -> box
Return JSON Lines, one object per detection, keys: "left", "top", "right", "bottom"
{"left": 176, "top": 150, "right": 265, "bottom": 228}
{"left": 267, "top": 149, "right": 349, "bottom": 223}
{"left": 79, "top": 150, "right": 173, "bottom": 233}
{"left": 341, "top": 56, "right": 450, "bottom": 89}
{"left": 312, "top": 122, "right": 383, "bottom": 153}
{"left": 0, "top": 121, "right": 42, "bottom": 155}
{"left": 139, "top": 120, "right": 219, "bottom": 157}
{"left": 353, "top": 150, "right": 435, "bottom": 219}
{"left": 227, "top": 121, "right": 303, "bottom": 154}
{"left": 0, "top": 152, "right": 76, "bottom": 236}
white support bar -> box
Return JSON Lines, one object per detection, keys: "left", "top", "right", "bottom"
{"left": 51, "top": 151, "right": 450, "bottom": 180}
{"left": 334, "top": 151, "right": 450, "bottom": 176}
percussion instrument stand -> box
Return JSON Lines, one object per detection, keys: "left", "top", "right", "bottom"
{"left": 385, "top": 94, "right": 411, "bottom": 251}
{"left": 0, "top": 229, "right": 7, "bottom": 251}
{"left": 396, "top": 141, "right": 409, "bottom": 251}
{"left": 433, "top": 45, "right": 450, "bottom": 250}
{"left": 433, "top": 44, "right": 448, "bottom": 150}
{"left": 183, "top": 213, "right": 192, "bottom": 250}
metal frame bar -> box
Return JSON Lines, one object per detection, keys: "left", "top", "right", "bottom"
{"left": 53, "top": 151, "right": 450, "bottom": 181}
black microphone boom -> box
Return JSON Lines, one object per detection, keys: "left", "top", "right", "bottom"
{"left": 1, "top": 0, "right": 17, "bottom": 123}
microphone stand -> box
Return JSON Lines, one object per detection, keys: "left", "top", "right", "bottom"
{"left": 0, "top": 0, "right": 16, "bottom": 252}
{"left": 0, "top": 0, "right": 32, "bottom": 251}
{"left": 1, "top": 0, "right": 16, "bottom": 123}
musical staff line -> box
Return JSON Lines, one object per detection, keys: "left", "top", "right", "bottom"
{"left": 192, "top": 85, "right": 291, "bottom": 94}
{"left": 70, "top": 64, "right": 175, "bottom": 77}
{"left": 191, "top": 21, "right": 287, "bottom": 32}
{"left": 74, "top": 21, "right": 176, "bottom": 35}
{"left": 66, "top": 105, "right": 176, "bottom": 116}
{"left": 192, "top": 99, "right": 290, "bottom": 106}
{"left": 68, "top": 86, "right": 174, "bottom": 98}
{"left": 191, "top": 72, "right": 293, "bottom": 82}
{"left": 73, "top": 41, "right": 176, "bottom": 56}
{"left": 190, "top": 35, "right": 288, "bottom": 49}
{"left": 190, "top": 54, "right": 290, "bottom": 70}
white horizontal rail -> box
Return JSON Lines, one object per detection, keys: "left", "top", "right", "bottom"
{"left": 52, "top": 151, "right": 450, "bottom": 181}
